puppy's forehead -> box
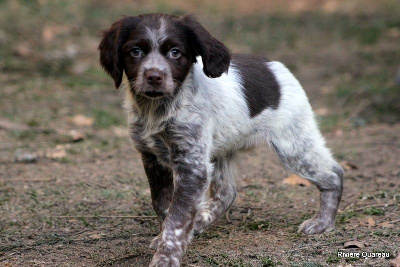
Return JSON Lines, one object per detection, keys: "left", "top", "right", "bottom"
{"left": 144, "top": 17, "right": 168, "bottom": 47}
{"left": 133, "top": 14, "right": 179, "bottom": 46}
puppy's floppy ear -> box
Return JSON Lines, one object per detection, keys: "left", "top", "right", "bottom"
{"left": 99, "top": 16, "right": 140, "bottom": 88}
{"left": 179, "top": 15, "right": 231, "bottom": 78}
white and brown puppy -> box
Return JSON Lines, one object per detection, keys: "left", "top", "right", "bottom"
{"left": 99, "top": 13, "right": 344, "bottom": 267}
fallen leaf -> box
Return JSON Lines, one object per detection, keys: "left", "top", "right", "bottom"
{"left": 68, "top": 115, "right": 94, "bottom": 127}
{"left": 392, "top": 252, "right": 400, "bottom": 267}
{"left": 42, "top": 25, "right": 71, "bottom": 42}
{"left": 68, "top": 129, "right": 84, "bottom": 142}
{"left": 333, "top": 129, "right": 344, "bottom": 137}
{"left": 283, "top": 174, "right": 312, "bottom": 187}
{"left": 46, "top": 145, "right": 69, "bottom": 159}
{"left": 387, "top": 28, "right": 400, "bottom": 38}
{"left": 366, "top": 217, "right": 375, "bottom": 227}
{"left": 112, "top": 126, "right": 129, "bottom": 137}
{"left": 13, "top": 42, "right": 32, "bottom": 58}
{"left": 340, "top": 161, "right": 358, "bottom": 170}
{"left": 343, "top": 240, "right": 366, "bottom": 249}
{"left": 89, "top": 233, "right": 104, "bottom": 239}
{"left": 315, "top": 108, "right": 329, "bottom": 116}
{"left": 378, "top": 221, "right": 394, "bottom": 228}
{"left": 71, "top": 62, "right": 89, "bottom": 75}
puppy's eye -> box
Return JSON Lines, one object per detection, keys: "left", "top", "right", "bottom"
{"left": 130, "top": 47, "right": 142, "bottom": 58}
{"left": 169, "top": 48, "right": 181, "bottom": 59}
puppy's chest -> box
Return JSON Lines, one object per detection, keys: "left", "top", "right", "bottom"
{"left": 130, "top": 121, "right": 171, "bottom": 165}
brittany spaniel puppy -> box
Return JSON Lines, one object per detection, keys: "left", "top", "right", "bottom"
{"left": 99, "top": 13, "right": 344, "bottom": 267}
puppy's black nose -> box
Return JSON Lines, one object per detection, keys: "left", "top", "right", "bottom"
{"left": 145, "top": 69, "right": 164, "bottom": 86}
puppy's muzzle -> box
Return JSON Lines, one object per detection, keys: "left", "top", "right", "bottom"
{"left": 143, "top": 68, "right": 166, "bottom": 98}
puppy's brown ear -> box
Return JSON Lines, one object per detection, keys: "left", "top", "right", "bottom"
{"left": 179, "top": 15, "right": 231, "bottom": 78}
{"left": 99, "top": 16, "right": 139, "bottom": 88}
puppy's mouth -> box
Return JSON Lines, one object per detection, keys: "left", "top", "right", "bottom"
{"left": 142, "top": 91, "right": 165, "bottom": 98}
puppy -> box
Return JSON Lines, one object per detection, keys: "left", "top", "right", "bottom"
{"left": 99, "top": 13, "right": 344, "bottom": 267}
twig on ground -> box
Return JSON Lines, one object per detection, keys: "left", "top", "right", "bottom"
{"left": 0, "top": 119, "right": 30, "bottom": 131}
{"left": 53, "top": 215, "right": 157, "bottom": 219}
{"left": 242, "top": 208, "right": 252, "bottom": 223}
{"left": 0, "top": 119, "right": 58, "bottom": 134}
{"left": 233, "top": 205, "right": 262, "bottom": 210}
{"left": 342, "top": 202, "right": 394, "bottom": 213}
{"left": 342, "top": 193, "right": 357, "bottom": 201}
{"left": 288, "top": 239, "right": 348, "bottom": 252}
{"left": 1, "top": 177, "right": 56, "bottom": 183}
{"left": 389, "top": 218, "right": 400, "bottom": 224}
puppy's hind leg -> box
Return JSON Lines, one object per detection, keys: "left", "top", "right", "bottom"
{"left": 270, "top": 119, "right": 344, "bottom": 235}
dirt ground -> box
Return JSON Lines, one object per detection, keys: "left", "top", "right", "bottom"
{"left": 0, "top": 0, "right": 400, "bottom": 266}
{"left": 1, "top": 118, "right": 399, "bottom": 266}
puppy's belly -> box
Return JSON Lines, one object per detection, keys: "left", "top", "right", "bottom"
{"left": 211, "top": 132, "right": 260, "bottom": 159}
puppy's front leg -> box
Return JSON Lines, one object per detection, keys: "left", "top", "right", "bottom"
{"left": 149, "top": 140, "right": 209, "bottom": 267}
{"left": 141, "top": 152, "right": 174, "bottom": 249}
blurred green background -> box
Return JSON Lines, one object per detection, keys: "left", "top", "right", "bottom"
{"left": 0, "top": 0, "right": 399, "bottom": 133}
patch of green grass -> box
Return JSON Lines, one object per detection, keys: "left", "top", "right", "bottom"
{"left": 245, "top": 190, "right": 257, "bottom": 197}
{"left": 363, "top": 207, "right": 385, "bottom": 216}
{"left": 243, "top": 183, "right": 264, "bottom": 189}
{"left": 241, "top": 220, "right": 270, "bottom": 231}
{"left": 0, "top": 242, "right": 23, "bottom": 253}
{"left": 202, "top": 253, "right": 254, "bottom": 267}
{"left": 346, "top": 23, "right": 383, "bottom": 45}
{"left": 96, "top": 138, "right": 121, "bottom": 151}
{"left": 67, "top": 146, "right": 79, "bottom": 155}
{"left": 0, "top": 188, "right": 13, "bottom": 205}
{"left": 393, "top": 230, "right": 400, "bottom": 237}
{"left": 301, "top": 263, "right": 324, "bottom": 267}
{"left": 335, "top": 70, "right": 400, "bottom": 123}
{"left": 345, "top": 257, "right": 360, "bottom": 263}
{"left": 38, "top": 58, "right": 74, "bottom": 77}
{"left": 290, "top": 263, "right": 324, "bottom": 267}
{"left": 92, "top": 109, "right": 123, "bottom": 129}
{"left": 300, "top": 213, "right": 313, "bottom": 221}
{"left": 27, "top": 189, "right": 39, "bottom": 204}
{"left": 99, "top": 189, "right": 128, "bottom": 200}
{"left": 338, "top": 210, "right": 359, "bottom": 224}
{"left": 259, "top": 255, "right": 282, "bottom": 266}
{"left": 26, "top": 118, "right": 40, "bottom": 127}
{"left": 11, "top": 130, "right": 38, "bottom": 140}
{"left": 197, "top": 230, "right": 221, "bottom": 240}
{"left": 219, "top": 11, "right": 399, "bottom": 53}
{"left": 372, "top": 230, "right": 391, "bottom": 237}
{"left": 318, "top": 114, "right": 341, "bottom": 131}
{"left": 55, "top": 157, "right": 74, "bottom": 164}
{"left": 62, "top": 75, "right": 100, "bottom": 88}
{"left": 79, "top": 217, "right": 91, "bottom": 227}
{"left": 326, "top": 254, "right": 340, "bottom": 264}
{"left": 205, "top": 256, "right": 220, "bottom": 267}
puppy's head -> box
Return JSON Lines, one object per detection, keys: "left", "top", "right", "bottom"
{"left": 99, "top": 14, "right": 231, "bottom": 99}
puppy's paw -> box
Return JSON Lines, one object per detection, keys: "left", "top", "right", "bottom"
{"left": 149, "top": 257, "right": 171, "bottom": 267}
{"left": 149, "top": 251, "right": 180, "bottom": 267}
{"left": 298, "top": 217, "right": 335, "bottom": 235}
{"left": 149, "top": 235, "right": 161, "bottom": 250}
